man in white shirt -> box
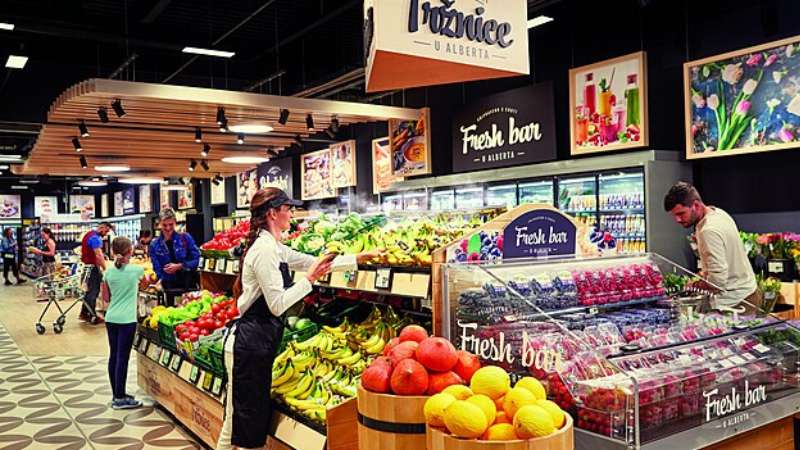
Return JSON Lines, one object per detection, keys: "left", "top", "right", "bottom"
{"left": 664, "top": 182, "right": 757, "bottom": 309}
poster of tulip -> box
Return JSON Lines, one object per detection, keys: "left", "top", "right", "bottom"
{"left": 685, "top": 35, "right": 800, "bottom": 159}
{"left": 569, "top": 51, "right": 649, "bottom": 155}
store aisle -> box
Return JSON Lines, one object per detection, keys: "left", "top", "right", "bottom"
{"left": 0, "top": 285, "right": 208, "bottom": 449}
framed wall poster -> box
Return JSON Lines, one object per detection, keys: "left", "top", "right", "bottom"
{"left": 330, "top": 140, "right": 357, "bottom": 188}
{"left": 177, "top": 183, "right": 194, "bottom": 210}
{"left": 114, "top": 191, "right": 123, "bottom": 217}
{"left": 210, "top": 177, "right": 227, "bottom": 205}
{"left": 34, "top": 196, "right": 57, "bottom": 221}
{"left": 372, "top": 137, "right": 402, "bottom": 194}
{"left": 236, "top": 170, "right": 257, "bottom": 209}
{"left": 0, "top": 195, "right": 21, "bottom": 219}
{"left": 122, "top": 187, "right": 136, "bottom": 215}
{"left": 685, "top": 35, "right": 800, "bottom": 159}
{"left": 258, "top": 158, "right": 293, "bottom": 197}
{"left": 101, "top": 193, "right": 109, "bottom": 218}
{"left": 139, "top": 185, "right": 152, "bottom": 213}
{"left": 569, "top": 51, "right": 649, "bottom": 155}
{"left": 389, "top": 107, "right": 431, "bottom": 177}
{"left": 69, "top": 195, "right": 95, "bottom": 220}
{"left": 159, "top": 186, "right": 171, "bottom": 210}
{"left": 301, "top": 149, "right": 335, "bottom": 200}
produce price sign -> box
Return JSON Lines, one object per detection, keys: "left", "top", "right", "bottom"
{"left": 390, "top": 108, "right": 432, "bottom": 177}
{"left": 453, "top": 83, "right": 557, "bottom": 172}
{"left": 301, "top": 149, "right": 335, "bottom": 200}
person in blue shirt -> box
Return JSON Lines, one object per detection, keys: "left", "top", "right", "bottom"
{"left": 1, "top": 228, "right": 24, "bottom": 285}
{"left": 149, "top": 208, "right": 200, "bottom": 306}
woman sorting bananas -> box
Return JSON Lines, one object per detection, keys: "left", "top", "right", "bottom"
{"left": 217, "top": 188, "right": 378, "bottom": 450}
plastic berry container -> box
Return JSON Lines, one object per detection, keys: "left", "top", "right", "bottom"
{"left": 640, "top": 403, "right": 664, "bottom": 429}
{"left": 679, "top": 393, "right": 702, "bottom": 418}
{"left": 637, "top": 378, "right": 664, "bottom": 405}
{"left": 662, "top": 374, "right": 683, "bottom": 398}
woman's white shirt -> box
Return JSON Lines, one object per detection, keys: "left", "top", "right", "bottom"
{"left": 237, "top": 229, "right": 357, "bottom": 318}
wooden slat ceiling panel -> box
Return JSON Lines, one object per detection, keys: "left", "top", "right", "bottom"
{"left": 21, "top": 79, "right": 421, "bottom": 179}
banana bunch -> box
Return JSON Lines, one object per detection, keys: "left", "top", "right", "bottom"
{"left": 145, "top": 306, "right": 169, "bottom": 329}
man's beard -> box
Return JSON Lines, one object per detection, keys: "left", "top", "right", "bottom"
{"left": 685, "top": 210, "right": 700, "bottom": 228}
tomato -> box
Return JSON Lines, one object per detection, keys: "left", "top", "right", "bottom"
{"left": 178, "top": 332, "right": 189, "bottom": 341}
{"left": 189, "top": 333, "right": 199, "bottom": 342}
{"left": 191, "top": 327, "right": 201, "bottom": 335}
{"left": 217, "top": 311, "right": 228, "bottom": 322}
{"left": 176, "top": 325, "right": 186, "bottom": 334}
{"left": 185, "top": 320, "right": 196, "bottom": 328}
{"left": 229, "top": 307, "right": 239, "bottom": 317}
{"left": 213, "top": 320, "right": 223, "bottom": 329}
{"left": 211, "top": 304, "right": 221, "bottom": 314}
{"left": 199, "top": 329, "right": 209, "bottom": 336}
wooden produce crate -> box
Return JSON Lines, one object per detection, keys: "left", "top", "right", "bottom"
{"left": 427, "top": 415, "right": 574, "bottom": 450}
{"left": 356, "top": 385, "right": 428, "bottom": 450}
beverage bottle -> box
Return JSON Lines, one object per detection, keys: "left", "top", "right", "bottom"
{"left": 625, "top": 74, "right": 640, "bottom": 127}
{"left": 585, "top": 73, "right": 597, "bottom": 116}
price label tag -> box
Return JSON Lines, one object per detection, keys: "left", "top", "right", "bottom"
{"left": 160, "top": 349, "right": 172, "bottom": 367}
{"left": 742, "top": 353, "right": 757, "bottom": 361}
{"left": 588, "top": 307, "right": 599, "bottom": 315}
{"left": 170, "top": 354, "right": 182, "bottom": 372}
{"left": 189, "top": 365, "right": 201, "bottom": 384}
{"left": 230, "top": 259, "right": 240, "bottom": 274}
{"left": 768, "top": 261, "right": 785, "bottom": 273}
{"left": 216, "top": 259, "right": 227, "bottom": 273}
{"left": 198, "top": 257, "right": 205, "bottom": 270}
{"left": 729, "top": 355, "right": 747, "bottom": 365}
{"left": 719, "top": 358, "right": 735, "bottom": 369}
{"left": 677, "top": 354, "right": 693, "bottom": 365}
{"left": 202, "top": 372, "right": 214, "bottom": 391}
{"left": 146, "top": 344, "right": 161, "bottom": 361}
{"left": 753, "top": 343, "right": 772, "bottom": 355}
{"left": 138, "top": 339, "right": 149, "bottom": 354}
{"left": 205, "top": 258, "right": 215, "bottom": 272}
{"left": 211, "top": 377, "right": 224, "bottom": 397}
{"left": 375, "top": 268, "right": 392, "bottom": 290}
{"left": 226, "top": 259, "right": 237, "bottom": 275}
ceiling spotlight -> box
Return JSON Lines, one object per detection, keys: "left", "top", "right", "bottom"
{"left": 78, "top": 121, "right": 90, "bottom": 138}
{"left": 211, "top": 177, "right": 220, "bottom": 186}
{"left": 201, "top": 143, "right": 210, "bottom": 157}
{"left": 97, "top": 107, "right": 109, "bottom": 123}
{"left": 79, "top": 156, "right": 88, "bottom": 169}
{"left": 330, "top": 116, "right": 340, "bottom": 133}
{"left": 216, "top": 107, "right": 225, "bottom": 125}
{"left": 214, "top": 174, "right": 224, "bottom": 183}
{"left": 72, "top": 137, "right": 83, "bottom": 152}
{"left": 194, "top": 127, "right": 202, "bottom": 143}
{"left": 293, "top": 135, "right": 303, "bottom": 146}
{"left": 278, "top": 109, "right": 290, "bottom": 125}
{"left": 219, "top": 118, "right": 228, "bottom": 133}
{"left": 237, "top": 134, "right": 245, "bottom": 145}
{"left": 200, "top": 160, "right": 210, "bottom": 171}
{"left": 189, "top": 160, "right": 197, "bottom": 172}
{"left": 111, "top": 99, "right": 126, "bottom": 117}
{"left": 266, "top": 147, "right": 277, "bottom": 158}
{"left": 325, "top": 127, "right": 336, "bottom": 139}
{"left": 306, "top": 114, "right": 315, "bottom": 131}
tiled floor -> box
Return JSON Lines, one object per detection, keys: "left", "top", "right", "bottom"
{"left": 0, "top": 284, "right": 208, "bottom": 450}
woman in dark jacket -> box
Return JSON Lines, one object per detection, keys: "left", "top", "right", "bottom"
{"left": 149, "top": 208, "right": 200, "bottom": 305}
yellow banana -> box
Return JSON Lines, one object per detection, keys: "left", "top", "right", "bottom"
{"left": 338, "top": 351, "right": 362, "bottom": 366}
{"left": 364, "top": 337, "right": 386, "bottom": 355}
{"left": 274, "top": 346, "right": 295, "bottom": 366}
{"left": 285, "top": 371, "right": 313, "bottom": 398}
{"left": 272, "top": 360, "right": 295, "bottom": 387}
{"left": 360, "top": 334, "right": 381, "bottom": 349}
{"left": 291, "top": 352, "right": 315, "bottom": 372}
{"left": 294, "top": 334, "right": 321, "bottom": 351}
{"left": 297, "top": 378, "right": 317, "bottom": 400}
{"left": 274, "top": 373, "right": 302, "bottom": 395}
{"left": 285, "top": 397, "right": 324, "bottom": 411}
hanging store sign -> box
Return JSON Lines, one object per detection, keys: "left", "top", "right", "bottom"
{"left": 503, "top": 209, "right": 577, "bottom": 259}
{"left": 364, "top": 0, "right": 529, "bottom": 92}
{"left": 452, "top": 83, "right": 557, "bottom": 172}
{"left": 257, "top": 157, "right": 293, "bottom": 198}
{"left": 122, "top": 187, "right": 136, "bottom": 215}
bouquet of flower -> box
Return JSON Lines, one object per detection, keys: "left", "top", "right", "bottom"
{"left": 755, "top": 232, "right": 800, "bottom": 260}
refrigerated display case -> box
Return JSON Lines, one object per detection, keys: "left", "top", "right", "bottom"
{"left": 430, "top": 189, "right": 455, "bottom": 211}
{"left": 440, "top": 253, "right": 800, "bottom": 450}
{"left": 599, "top": 171, "right": 646, "bottom": 254}
{"left": 519, "top": 179, "right": 554, "bottom": 206}
{"left": 403, "top": 190, "right": 428, "bottom": 211}
{"left": 381, "top": 193, "right": 403, "bottom": 212}
{"left": 455, "top": 186, "right": 484, "bottom": 209}
{"left": 20, "top": 219, "right": 43, "bottom": 279}
{"left": 486, "top": 184, "right": 518, "bottom": 209}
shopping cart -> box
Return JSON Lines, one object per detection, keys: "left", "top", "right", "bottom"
{"left": 33, "top": 263, "right": 97, "bottom": 334}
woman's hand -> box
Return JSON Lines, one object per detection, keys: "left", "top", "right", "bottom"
{"left": 306, "top": 254, "right": 335, "bottom": 283}
{"left": 356, "top": 250, "right": 385, "bottom": 265}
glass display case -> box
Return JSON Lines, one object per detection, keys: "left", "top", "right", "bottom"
{"left": 558, "top": 175, "right": 597, "bottom": 229}
{"left": 403, "top": 190, "right": 428, "bottom": 211}
{"left": 599, "top": 171, "right": 646, "bottom": 255}
{"left": 486, "top": 184, "right": 517, "bottom": 209}
{"left": 20, "top": 219, "right": 43, "bottom": 279}
{"left": 381, "top": 194, "right": 403, "bottom": 212}
{"left": 431, "top": 189, "right": 455, "bottom": 211}
{"left": 455, "top": 186, "right": 485, "bottom": 209}
{"left": 519, "top": 179, "right": 554, "bottom": 206}
{"left": 441, "top": 253, "right": 800, "bottom": 449}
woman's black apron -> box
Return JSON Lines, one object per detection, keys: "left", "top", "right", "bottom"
{"left": 228, "top": 262, "right": 292, "bottom": 448}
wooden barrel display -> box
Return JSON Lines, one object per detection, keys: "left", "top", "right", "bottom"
{"left": 356, "top": 385, "right": 429, "bottom": 450}
{"left": 427, "top": 415, "right": 574, "bottom": 450}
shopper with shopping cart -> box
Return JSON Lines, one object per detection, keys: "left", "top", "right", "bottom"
{"left": 79, "top": 222, "right": 114, "bottom": 323}
{"left": 2, "top": 228, "right": 25, "bottom": 285}
{"left": 30, "top": 228, "right": 57, "bottom": 276}
{"left": 149, "top": 208, "right": 200, "bottom": 306}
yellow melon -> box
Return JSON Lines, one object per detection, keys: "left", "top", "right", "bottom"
{"left": 424, "top": 393, "right": 456, "bottom": 428}
{"left": 469, "top": 366, "right": 510, "bottom": 400}
{"left": 443, "top": 400, "right": 489, "bottom": 439}
{"left": 513, "top": 405, "right": 555, "bottom": 438}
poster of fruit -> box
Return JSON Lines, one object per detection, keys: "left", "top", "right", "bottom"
{"left": 177, "top": 183, "right": 194, "bottom": 210}
{"left": 0, "top": 195, "right": 21, "bottom": 219}
{"left": 114, "top": 191, "right": 123, "bottom": 217}
{"left": 101, "top": 193, "right": 109, "bottom": 217}
{"left": 330, "top": 140, "right": 357, "bottom": 188}
{"left": 210, "top": 177, "right": 227, "bottom": 205}
{"left": 301, "top": 149, "right": 335, "bottom": 200}
{"left": 159, "top": 186, "right": 171, "bottom": 210}
{"left": 372, "top": 137, "right": 402, "bottom": 193}
{"left": 69, "top": 195, "right": 95, "bottom": 220}
{"left": 569, "top": 52, "right": 648, "bottom": 155}
{"left": 685, "top": 35, "right": 800, "bottom": 159}
{"left": 389, "top": 107, "right": 431, "bottom": 177}
{"left": 236, "top": 170, "right": 257, "bottom": 209}
{"left": 139, "top": 185, "right": 152, "bottom": 213}
{"left": 258, "top": 158, "right": 293, "bottom": 197}
{"left": 34, "top": 196, "right": 57, "bottom": 221}
{"left": 122, "top": 187, "right": 135, "bottom": 215}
